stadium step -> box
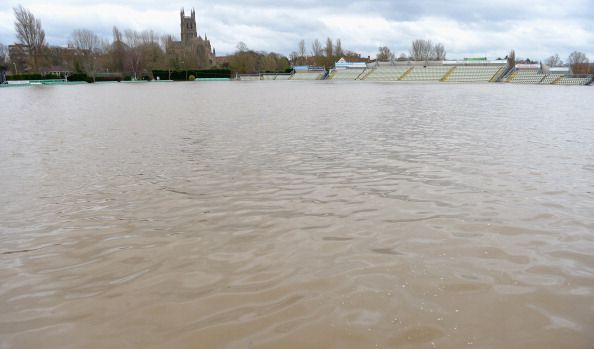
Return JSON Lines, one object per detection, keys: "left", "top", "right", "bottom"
{"left": 360, "top": 69, "right": 373, "bottom": 80}
{"left": 399, "top": 67, "right": 414, "bottom": 81}
{"left": 551, "top": 75, "right": 563, "bottom": 85}
{"left": 355, "top": 69, "right": 366, "bottom": 80}
{"left": 506, "top": 71, "right": 518, "bottom": 82}
{"left": 490, "top": 67, "right": 504, "bottom": 82}
{"left": 441, "top": 67, "right": 456, "bottom": 82}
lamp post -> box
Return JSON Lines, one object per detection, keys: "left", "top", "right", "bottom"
{"left": 13, "top": 62, "right": 18, "bottom": 75}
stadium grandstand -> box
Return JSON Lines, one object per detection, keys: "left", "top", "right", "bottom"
{"left": 540, "top": 67, "right": 567, "bottom": 84}
{"left": 401, "top": 65, "right": 452, "bottom": 82}
{"left": 508, "top": 64, "right": 546, "bottom": 84}
{"left": 506, "top": 64, "right": 592, "bottom": 85}
{"left": 361, "top": 63, "right": 410, "bottom": 81}
{"left": 234, "top": 57, "right": 591, "bottom": 86}
{"left": 290, "top": 66, "right": 327, "bottom": 80}
{"left": 260, "top": 73, "right": 292, "bottom": 80}
{"left": 236, "top": 73, "right": 293, "bottom": 80}
{"left": 327, "top": 58, "right": 367, "bottom": 80}
{"left": 555, "top": 76, "right": 593, "bottom": 85}
{"left": 333, "top": 59, "right": 509, "bottom": 83}
{"left": 329, "top": 69, "right": 366, "bottom": 80}
{"left": 442, "top": 59, "right": 506, "bottom": 82}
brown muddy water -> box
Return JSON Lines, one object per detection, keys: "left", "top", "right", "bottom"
{"left": 1, "top": 81, "right": 593, "bottom": 349}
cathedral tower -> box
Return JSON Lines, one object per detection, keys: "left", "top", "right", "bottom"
{"left": 169, "top": 7, "right": 216, "bottom": 68}
{"left": 180, "top": 8, "right": 197, "bottom": 43}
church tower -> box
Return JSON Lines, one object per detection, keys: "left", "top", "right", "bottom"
{"left": 169, "top": 7, "right": 215, "bottom": 68}
{"left": 180, "top": 8, "right": 197, "bottom": 43}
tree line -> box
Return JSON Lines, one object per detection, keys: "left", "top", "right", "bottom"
{"left": 375, "top": 40, "right": 447, "bottom": 62}
{"left": 288, "top": 38, "right": 368, "bottom": 68}
{"left": 543, "top": 51, "right": 592, "bottom": 75}
{"left": 5, "top": 5, "right": 197, "bottom": 79}
{"left": 222, "top": 42, "right": 291, "bottom": 74}
{"left": 3, "top": 5, "right": 292, "bottom": 79}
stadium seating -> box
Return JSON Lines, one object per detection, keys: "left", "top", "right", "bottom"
{"left": 540, "top": 74, "right": 561, "bottom": 84}
{"left": 290, "top": 72, "right": 325, "bottom": 80}
{"left": 445, "top": 66, "right": 503, "bottom": 82}
{"left": 363, "top": 66, "right": 410, "bottom": 81}
{"left": 238, "top": 75, "right": 260, "bottom": 81}
{"left": 402, "top": 66, "right": 451, "bottom": 81}
{"left": 555, "top": 76, "right": 593, "bottom": 85}
{"left": 509, "top": 70, "right": 545, "bottom": 84}
{"left": 330, "top": 69, "right": 366, "bottom": 80}
{"left": 258, "top": 74, "right": 291, "bottom": 80}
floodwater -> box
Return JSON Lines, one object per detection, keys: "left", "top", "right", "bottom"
{"left": 1, "top": 81, "right": 593, "bottom": 349}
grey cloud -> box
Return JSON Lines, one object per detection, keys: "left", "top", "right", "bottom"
{"left": 0, "top": 0, "right": 592, "bottom": 60}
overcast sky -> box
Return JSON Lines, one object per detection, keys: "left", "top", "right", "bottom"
{"left": 1, "top": 0, "right": 593, "bottom": 61}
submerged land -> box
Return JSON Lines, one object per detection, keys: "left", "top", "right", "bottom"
{"left": 1, "top": 82, "right": 594, "bottom": 348}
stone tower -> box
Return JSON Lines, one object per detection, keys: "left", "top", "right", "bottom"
{"left": 180, "top": 8, "right": 197, "bottom": 43}
{"left": 169, "top": 7, "right": 216, "bottom": 68}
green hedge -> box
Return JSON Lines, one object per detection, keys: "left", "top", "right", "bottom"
{"left": 7, "top": 73, "right": 124, "bottom": 83}
{"left": 7, "top": 73, "right": 58, "bottom": 80}
{"left": 94, "top": 76, "right": 122, "bottom": 82}
{"left": 152, "top": 69, "right": 232, "bottom": 81}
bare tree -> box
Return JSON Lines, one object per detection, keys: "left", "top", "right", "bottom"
{"left": 311, "top": 39, "right": 323, "bottom": 57}
{"left": 13, "top": 5, "right": 46, "bottom": 72}
{"left": 0, "top": 43, "right": 7, "bottom": 66}
{"left": 123, "top": 29, "right": 146, "bottom": 79}
{"left": 567, "top": 51, "right": 590, "bottom": 75}
{"left": 334, "top": 39, "right": 343, "bottom": 58}
{"left": 377, "top": 46, "right": 394, "bottom": 61}
{"left": 70, "top": 29, "right": 101, "bottom": 52}
{"left": 139, "top": 30, "right": 165, "bottom": 75}
{"left": 433, "top": 43, "right": 446, "bottom": 60}
{"left": 507, "top": 50, "right": 516, "bottom": 68}
{"left": 229, "top": 49, "right": 289, "bottom": 74}
{"left": 289, "top": 51, "right": 298, "bottom": 65}
{"left": 236, "top": 41, "right": 248, "bottom": 52}
{"left": 109, "top": 26, "right": 126, "bottom": 73}
{"left": 298, "top": 40, "right": 306, "bottom": 61}
{"left": 544, "top": 54, "right": 562, "bottom": 67}
{"left": 410, "top": 39, "right": 433, "bottom": 61}
{"left": 160, "top": 34, "right": 179, "bottom": 73}
{"left": 567, "top": 51, "right": 589, "bottom": 65}
{"left": 70, "top": 29, "right": 102, "bottom": 81}
{"left": 325, "top": 37, "right": 333, "bottom": 58}
{"left": 397, "top": 53, "right": 408, "bottom": 61}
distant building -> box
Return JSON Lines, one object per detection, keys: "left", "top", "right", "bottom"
{"left": 335, "top": 58, "right": 367, "bottom": 69}
{"left": 167, "top": 8, "right": 216, "bottom": 68}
